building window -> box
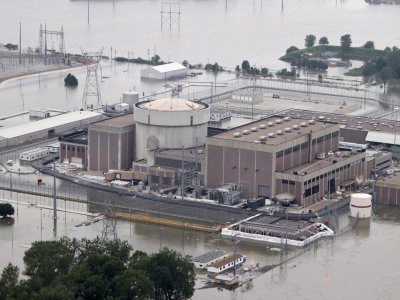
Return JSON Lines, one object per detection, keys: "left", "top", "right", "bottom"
{"left": 289, "top": 181, "right": 295, "bottom": 185}
{"left": 317, "top": 137, "right": 323, "bottom": 143}
{"left": 304, "top": 188, "right": 311, "bottom": 197}
{"left": 284, "top": 148, "right": 292, "bottom": 155}
{"left": 67, "top": 146, "right": 70, "bottom": 151}
{"left": 332, "top": 131, "right": 339, "bottom": 138}
{"left": 282, "top": 180, "right": 289, "bottom": 184}
{"left": 312, "top": 185, "right": 320, "bottom": 194}
{"left": 293, "top": 145, "right": 300, "bottom": 152}
{"left": 312, "top": 139, "right": 316, "bottom": 145}
{"left": 277, "top": 151, "right": 283, "bottom": 158}
{"left": 190, "top": 116, "right": 193, "bottom": 125}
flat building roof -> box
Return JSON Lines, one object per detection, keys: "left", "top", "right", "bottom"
{"left": 282, "top": 109, "right": 400, "bottom": 134}
{"left": 210, "top": 116, "right": 338, "bottom": 146}
{"left": 0, "top": 111, "right": 101, "bottom": 139}
{"left": 91, "top": 114, "right": 135, "bottom": 129}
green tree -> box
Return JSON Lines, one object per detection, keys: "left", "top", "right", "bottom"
{"left": 142, "top": 248, "right": 195, "bottom": 300}
{"left": 23, "top": 239, "right": 75, "bottom": 286}
{"left": 241, "top": 60, "right": 250, "bottom": 73}
{"left": 182, "top": 60, "right": 188, "bottom": 67}
{"left": 4, "top": 43, "right": 18, "bottom": 51}
{"left": 286, "top": 45, "right": 299, "bottom": 54}
{"left": 378, "top": 66, "right": 394, "bottom": 93}
{"left": 319, "top": 36, "right": 329, "bottom": 46}
{"left": 0, "top": 263, "right": 19, "bottom": 299}
{"left": 363, "top": 41, "right": 375, "bottom": 49}
{"left": 235, "top": 65, "right": 241, "bottom": 72}
{"left": 151, "top": 54, "right": 161, "bottom": 64}
{"left": 0, "top": 203, "right": 15, "bottom": 218}
{"left": 114, "top": 269, "right": 153, "bottom": 300}
{"left": 305, "top": 35, "right": 316, "bottom": 48}
{"left": 340, "top": 34, "right": 352, "bottom": 52}
{"left": 261, "top": 68, "right": 269, "bottom": 77}
{"left": 64, "top": 73, "right": 78, "bottom": 87}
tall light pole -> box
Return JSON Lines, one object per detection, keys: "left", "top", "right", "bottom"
{"left": 394, "top": 106, "right": 399, "bottom": 160}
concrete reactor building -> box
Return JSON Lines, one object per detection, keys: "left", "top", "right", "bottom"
{"left": 134, "top": 98, "right": 210, "bottom": 164}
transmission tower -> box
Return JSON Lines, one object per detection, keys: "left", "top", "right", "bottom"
{"left": 82, "top": 48, "right": 103, "bottom": 110}
{"left": 38, "top": 24, "right": 66, "bottom": 65}
{"left": 101, "top": 200, "right": 117, "bottom": 241}
{"left": 160, "top": 2, "right": 181, "bottom": 30}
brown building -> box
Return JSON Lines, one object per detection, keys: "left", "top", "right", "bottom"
{"left": 375, "top": 174, "right": 400, "bottom": 205}
{"left": 88, "top": 114, "right": 136, "bottom": 172}
{"left": 206, "top": 116, "right": 366, "bottom": 207}
{"left": 59, "top": 130, "right": 88, "bottom": 166}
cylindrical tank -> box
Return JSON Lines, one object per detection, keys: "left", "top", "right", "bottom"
{"left": 134, "top": 98, "right": 210, "bottom": 160}
{"left": 122, "top": 91, "right": 139, "bottom": 109}
{"left": 350, "top": 193, "right": 372, "bottom": 218}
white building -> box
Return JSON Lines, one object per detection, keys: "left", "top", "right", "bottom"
{"left": 193, "top": 250, "right": 228, "bottom": 269}
{"left": 140, "top": 62, "right": 187, "bottom": 80}
{"left": 207, "top": 254, "right": 245, "bottom": 276}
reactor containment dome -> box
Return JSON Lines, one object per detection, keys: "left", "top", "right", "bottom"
{"left": 134, "top": 98, "right": 210, "bottom": 161}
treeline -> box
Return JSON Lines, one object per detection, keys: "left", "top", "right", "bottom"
{"left": 0, "top": 237, "right": 195, "bottom": 300}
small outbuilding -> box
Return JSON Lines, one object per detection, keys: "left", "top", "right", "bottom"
{"left": 140, "top": 62, "right": 187, "bottom": 80}
{"left": 207, "top": 254, "right": 245, "bottom": 276}
{"left": 192, "top": 250, "right": 228, "bottom": 269}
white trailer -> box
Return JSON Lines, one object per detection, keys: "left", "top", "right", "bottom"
{"left": 19, "top": 148, "right": 50, "bottom": 161}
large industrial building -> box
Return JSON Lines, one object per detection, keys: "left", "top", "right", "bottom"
{"left": 140, "top": 62, "right": 187, "bottom": 80}
{"left": 206, "top": 116, "right": 366, "bottom": 207}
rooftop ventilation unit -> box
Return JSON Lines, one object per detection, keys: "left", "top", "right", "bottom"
{"left": 357, "top": 126, "right": 363, "bottom": 130}
{"left": 276, "top": 119, "right": 283, "bottom": 124}
{"left": 318, "top": 116, "right": 325, "bottom": 120}
{"left": 292, "top": 125, "right": 300, "bottom": 130}
{"left": 251, "top": 127, "right": 258, "bottom": 132}
{"left": 233, "top": 132, "right": 242, "bottom": 138}
{"left": 296, "top": 114, "right": 301, "bottom": 118}
{"left": 259, "top": 124, "right": 267, "bottom": 129}
{"left": 300, "top": 122, "right": 308, "bottom": 127}
{"left": 284, "top": 127, "right": 292, "bottom": 132}
{"left": 308, "top": 120, "right": 316, "bottom": 125}
{"left": 254, "top": 140, "right": 261, "bottom": 144}
{"left": 283, "top": 117, "right": 291, "bottom": 122}
{"left": 259, "top": 135, "right": 268, "bottom": 141}
{"left": 276, "top": 130, "right": 284, "bottom": 135}
{"left": 268, "top": 132, "right": 277, "bottom": 138}
{"left": 267, "top": 122, "right": 275, "bottom": 127}
{"left": 316, "top": 152, "right": 326, "bottom": 160}
{"left": 242, "top": 130, "right": 251, "bottom": 135}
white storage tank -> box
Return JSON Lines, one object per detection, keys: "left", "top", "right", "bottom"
{"left": 134, "top": 98, "right": 210, "bottom": 161}
{"left": 122, "top": 90, "right": 139, "bottom": 109}
{"left": 350, "top": 193, "right": 372, "bottom": 218}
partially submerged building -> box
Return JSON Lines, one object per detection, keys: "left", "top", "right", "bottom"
{"left": 193, "top": 250, "right": 229, "bottom": 269}
{"left": 206, "top": 116, "right": 366, "bottom": 207}
{"left": 140, "top": 62, "right": 187, "bottom": 80}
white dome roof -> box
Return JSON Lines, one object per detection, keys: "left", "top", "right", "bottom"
{"left": 138, "top": 98, "right": 206, "bottom": 111}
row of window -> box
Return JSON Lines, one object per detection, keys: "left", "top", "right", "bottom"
{"left": 276, "top": 131, "right": 339, "bottom": 158}
{"left": 304, "top": 185, "right": 320, "bottom": 197}
{"left": 61, "top": 145, "right": 83, "bottom": 152}
{"left": 303, "top": 158, "right": 365, "bottom": 186}
{"left": 282, "top": 180, "right": 296, "bottom": 185}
